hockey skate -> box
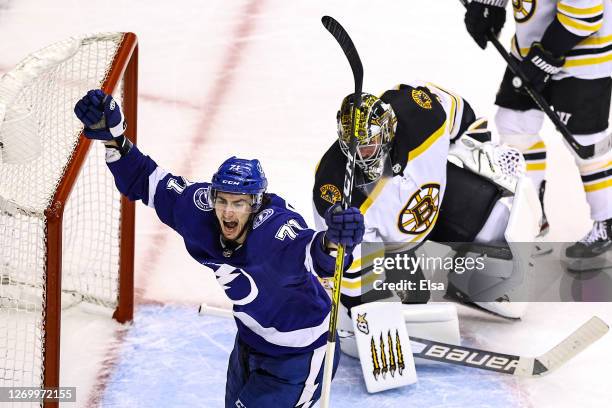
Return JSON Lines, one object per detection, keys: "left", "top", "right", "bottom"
{"left": 565, "top": 219, "right": 612, "bottom": 272}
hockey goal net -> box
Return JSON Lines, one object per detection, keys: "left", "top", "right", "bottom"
{"left": 0, "top": 32, "right": 137, "bottom": 406}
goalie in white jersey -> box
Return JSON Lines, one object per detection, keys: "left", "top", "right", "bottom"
{"left": 312, "top": 80, "right": 541, "bottom": 344}
{"left": 465, "top": 0, "right": 612, "bottom": 260}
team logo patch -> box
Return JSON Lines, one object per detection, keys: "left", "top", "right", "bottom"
{"left": 398, "top": 183, "right": 440, "bottom": 235}
{"left": 193, "top": 187, "right": 212, "bottom": 211}
{"left": 320, "top": 184, "right": 341, "bottom": 204}
{"left": 370, "top": 330, "right": 405, "bottom": 380}
{"left": 411, "top": 89, "right": 432, "bottom": 110}
{"left": 513, "top": 0, "right": 536, "bottom": 23}
{"left": 356, "top": 313, "right": 370, "bottom": 335}
{"left": 253, "top": 208, "right": 274, "bottom": 230}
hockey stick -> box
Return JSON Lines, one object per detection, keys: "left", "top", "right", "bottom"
{"left": 458, "top": 0, "right": 609, "bottom": 159}
{"left": 411, "top": 316, "right": 609, "bottom": 376}
{"left": 320, "top": 15, "right": 363, "bottom": 408}
{"left": 199, "top": 304, "right": 609, "bottom": 377}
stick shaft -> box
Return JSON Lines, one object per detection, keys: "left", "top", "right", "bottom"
{"left": 320, "top": 15, "right": 364, "bottom": 406}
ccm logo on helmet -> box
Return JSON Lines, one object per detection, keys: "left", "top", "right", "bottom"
{"left": 222, "top": 180, "right": 240, "bottom": 185}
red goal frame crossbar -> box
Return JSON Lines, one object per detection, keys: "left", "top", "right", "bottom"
{"left": 42, "top": 32, "right": 138, "bottom": 408}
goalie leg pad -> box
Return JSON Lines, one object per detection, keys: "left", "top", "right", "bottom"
{"left": 340, "top": 303, "right": 460, "bottom": 361}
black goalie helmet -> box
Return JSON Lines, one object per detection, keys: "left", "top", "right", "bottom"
{"left": 337, "top": 93, "right": 397, "bottom": 182}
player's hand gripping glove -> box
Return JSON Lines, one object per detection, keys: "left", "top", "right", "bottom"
{"left": 517, "top": 42, "right": 564, "bottom": 93}
{"left": 74, "top": 89, "right": 126, "bottom": 140}
{"left": 464, "top": 0, "right": 507, "bottom": 50}
{"left": 324, "top": 204, "right": 365, "bottom": 250}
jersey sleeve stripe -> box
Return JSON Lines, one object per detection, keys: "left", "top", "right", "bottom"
{"left": 341, "top": 271, "right": 379, "bottom": 291}
{"left": 583, "top": 178, "right": 612, "bottom": 192}
{"left": 528, "top": 141, "right": 546, "bottom": 151}
{"left": 577, "top": 34, "right": 612, "bottom": 46}
{"left": 407, "top": 121, "right": 447, "bottom": 162}
{"left": 426, "top": 82, "right": 460, "bottom": 137}
{"left": 526, "top": 162, "right": 547, "bottom": 171}
{"left": 557, "top": 12, "right": 603, "bottom": 36}
{"left": 347, "top": 247, "right": 386, "bottom": 271}
{"left": 147, "top": 167, "right": 169, "bottom": 208}
{"left": 558, "top": 2, "right": 604, "bottom": 17}
{"left": 564, "top": 52, "right": 612, "bottom": 67}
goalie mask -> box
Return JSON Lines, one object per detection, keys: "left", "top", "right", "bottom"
{"left": 337, "top": 93, "right": 397, "bottom": 182}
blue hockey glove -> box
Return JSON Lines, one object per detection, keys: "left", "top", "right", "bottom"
{"left": 517, "top": 42, "right": 564, "bottom": 93}
{"left": 74, "top": 89, "right": 126, "bottom": 140}
{"left": 324, "top": 204, "right": 365, "bottom": 248}
{"left": 464, "top": 0, "right": 506, "bottom": 50}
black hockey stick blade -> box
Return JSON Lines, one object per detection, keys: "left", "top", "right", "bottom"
{"left": 321, "top": 16, "right": 364, "bottom": 98}
{"left": 410, "top": 316, "right": 609, "bottom": 377}
{"left": 457, "top": 0, "right": 594, "bottom": 159}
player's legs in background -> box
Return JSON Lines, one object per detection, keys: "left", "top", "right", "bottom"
{"left": 226, "top": 339, "right": 340, "bottom": 407}
{"left": 494, "top": 66, "right": 548, "bottom": 241}
{"left": 549, "top": 77, "right": 612, "bottom": 259}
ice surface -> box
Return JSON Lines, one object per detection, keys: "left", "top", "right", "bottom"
{"left": 101, "top": 306, "right": 525, "bottom": 408}
{"left": 0, "top": 0, "right": 610, "bottom": 407}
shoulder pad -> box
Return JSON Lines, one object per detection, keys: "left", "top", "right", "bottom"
{"left": 313, "top": 143, "right": 367, "bottom": 217}
{"left": 382, "top": 84, "right": 447, "bottom": 174}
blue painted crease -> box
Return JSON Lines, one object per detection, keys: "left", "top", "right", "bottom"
{"left": 101, "top": 305, "right": 522, "bottom": 407}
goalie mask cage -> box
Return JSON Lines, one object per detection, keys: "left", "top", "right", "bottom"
{"left": 0, "top": 33, "right": 137, "bottom": 407}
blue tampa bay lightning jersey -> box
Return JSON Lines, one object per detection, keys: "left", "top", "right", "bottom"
{"left": 107, "top": 146, "right": 342, "bottom": 355}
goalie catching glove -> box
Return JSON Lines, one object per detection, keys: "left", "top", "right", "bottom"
{"left": 74, "top": 89, "right": 126, "bottom": 140}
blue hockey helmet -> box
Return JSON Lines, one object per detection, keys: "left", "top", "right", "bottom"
{"left": 211, "top": 156, "right": 268, "bottom": 212}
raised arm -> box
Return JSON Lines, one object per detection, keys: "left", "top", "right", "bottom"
{"left": 74, "top": 89, "right": 197, "bottom": 232}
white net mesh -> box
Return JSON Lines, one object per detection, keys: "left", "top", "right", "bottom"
{"left": 0, "top": 33, "right": 128, "bottom": 403}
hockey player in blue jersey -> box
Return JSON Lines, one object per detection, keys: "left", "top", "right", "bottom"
{"left": 74, "top": 89, "right": 365, "bottom": 407}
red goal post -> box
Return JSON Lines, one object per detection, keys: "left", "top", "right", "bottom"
{"left": 0, "top": 32, "right": 138, "bottom": 408}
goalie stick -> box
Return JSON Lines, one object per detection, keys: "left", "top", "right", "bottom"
{"left": 319, "top": 15, "right": 364, "bottom": 408}
{"left": 199, "top": 304, "right": 609, "bottom": 378}
{"left": 409, "top": 316, "right": 609, "bottom": 377}
{"left": 458, "top": 0, "right": 610, "bottom": 159}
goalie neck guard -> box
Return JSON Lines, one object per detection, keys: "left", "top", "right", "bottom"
{"left": 211, "top": 156, "right": 268, "bottom": 212}
{"left": 337, "top": 92, "right": 397, "bottom": 182}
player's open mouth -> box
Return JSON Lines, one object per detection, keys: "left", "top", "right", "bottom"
{"left": 223, "top": 220, "right": 238, "bottom": 233}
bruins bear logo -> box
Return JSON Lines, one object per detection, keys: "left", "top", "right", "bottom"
{"left": 513, "top": 0, "right": 536, "bottom": 23}
{"left": 398, "top": 183, "right": 440, "bottom": 235}
{"left": 320, "top": 184, "right": 341, "bottom": 204}
{"left": 411, "top": 89, "right": 433, "bottom": 110}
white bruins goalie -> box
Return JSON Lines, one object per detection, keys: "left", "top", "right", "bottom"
{"left": 312, "top": 81, "right": 541, "bottom": 392}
